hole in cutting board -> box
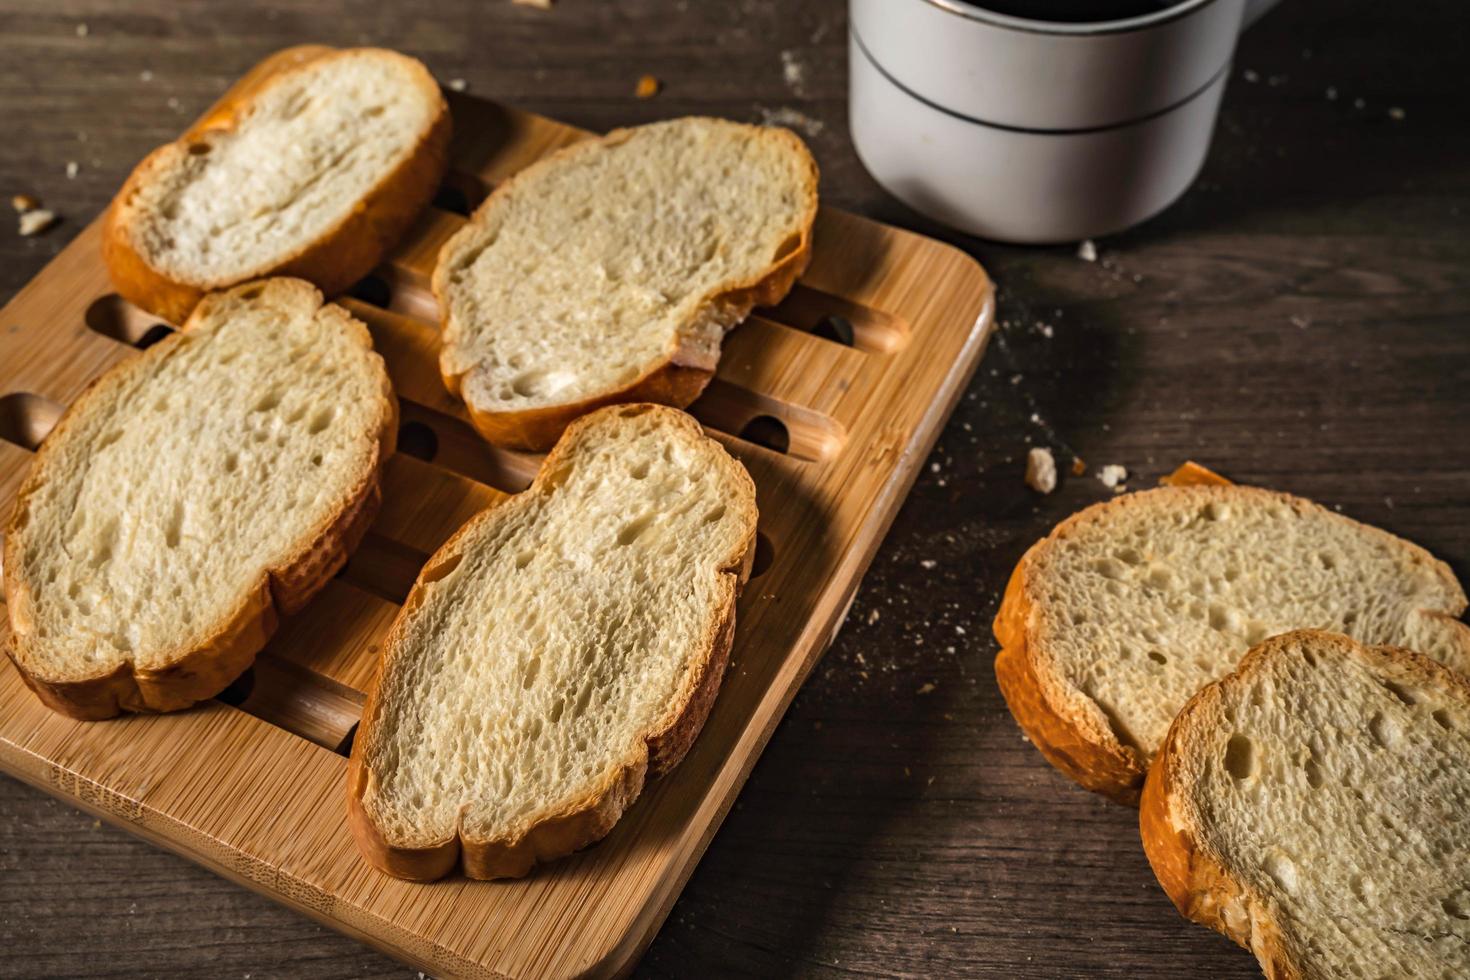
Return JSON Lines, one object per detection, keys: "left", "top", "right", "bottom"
{"left": 135, "top": 324, "right": 174, "bottom": 350}
{"left": 0, "top": 392, "right": 63, "bottom": 451}
{"left": 85, "top": 294, "right": 176, "bottom": 347}
{"left": 688, "top": 381, "right": 845, "bottom": 462}
{"left": 737, "top": 415, "right": 790, "bottom": 455}
{"left": 810, "top": 314, "right": 855, "bottom": 346}
{"left": 396, "top": 420, "right": 439, "bottom": 463}
{"left": 214, "top": 666, "right": 256, "bottom": 707}
{"left": 396, "top": 400, "right": 540, "bottom": 494}
{"left": 757, "top": 285, "right": 909, "bottom": 353}
{"left": 335, "top": 722, "right": 359, "bottom": 758}
{"left": 434, "top": 171, "right": 488, "bottom": 216}
{"left": 348, "top": 275, "right": 393, "bottom": 309}
{"left": 432, "top": 185, "right": 472, "bottom": 216}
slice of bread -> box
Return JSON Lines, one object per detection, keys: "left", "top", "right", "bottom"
{"left": 433, "top": 117, "right": 819, "bottom": 451}
{"left": 104, "top": 47, "right": 450, "bottom": 324}
{"left": 994, "top": 484, "right": 1470, "bottom": 803}
{"left": 347, "top": 404, "right": 757, "bottom": 880}
{"left": 1141, "top": 630, "right": 1470, "bottom": 979}
{"left": 3, "top": 279, "right": 397, "bottom": 719}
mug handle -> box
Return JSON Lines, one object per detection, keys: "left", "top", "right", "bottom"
{"left": 1241, "top": 0, "right": 1283, "bottom": 30}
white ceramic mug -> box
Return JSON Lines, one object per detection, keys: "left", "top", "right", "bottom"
{"left": 849, "top": 0, "right": 1281, "bottom": 243}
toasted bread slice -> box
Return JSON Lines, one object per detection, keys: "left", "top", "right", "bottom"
{"left": 1141, "top": 630, "right": 1470, "bottom": 979}
{"left": 104, "top": 47, "right": 450, "bottom": 323}
{"left": 994, "top": 484, "right": 1470, "bottom": 803}
{"left": 347, "top": 404, "right": 757, "bottom": 880}
{"left": 3, "top": 279, "right": 397, "bottom": 719}
{"left": 433, "top": 117, "right": 819, "bottom": 451}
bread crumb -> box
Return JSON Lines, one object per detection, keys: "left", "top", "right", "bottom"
{"left": 75, "top": 22, "right": 89, "bottom": 37}
{"left": 866, "top": 608, "right": 880, "bottom": 625}
{"left": 18, "top": 209, "right": 58, "bottom": 236}
{"left": 1243, "top": 68, "right": 1260, "bottom": 83}
{"left": 1353, "top": 97, "right": 1366, "bottom": 110}
{"left": 780, "top": 49, "right": 807, "bottom": 96}
{"left": 919, "top": 559, "right": 937, "bottom": 570}
{"left": 447, "top": 78, "right": 468, "bottom": 92}
{"left": 1070, "top": 456, "right": 1087, "bottom": 477}
{"left": 512, "top": 0, "right": 553, "bottom": 7}
{"left": 1024, "top": 447, "right": 1057, "bottom": 494}
{"left": 11, "top": 193, "right": 40, "bottom": 212}
{"left": 1388, "top": 106, "right": 1405, "bottom": 121}
{"left": 140, "top": 69, "right": 154, "bottom": 82}
{"left": 635, "top": 74, "right": 661, "bottom": 99}
{"left": 917, "top": 683, "right": 936, "bottom": 695}
{"left": 1097, "top": 464, "right": 1128, "bottom": 490}
{"left": 1077, "top": 239, "right": 1098, "bottom": 262}
{"left": 1325, "top": 85, "right": 1338, "bottom": 100}
{"left": 91, "top": 818, "right": 101, "bottom": 829}
{"left": 65, "top": 161, "right": 79, "bottom": 179}
{"left": 758, "top": 105, "right": 825, "bottom": 138}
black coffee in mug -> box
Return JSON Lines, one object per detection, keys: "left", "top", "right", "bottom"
{"left": 961, "top": 0, "right": 1181, "bottom": 22}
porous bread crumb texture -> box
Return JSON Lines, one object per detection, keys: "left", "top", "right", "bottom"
{"left": 436, "top": 117, "right": 817, "bottom": 415}
{"left": 1161, "top": 632, "right": 1470, "bottom": 979}
{"left": 1022, "top": 485, "right": 1469, "bottom": 767}
{"left": 5, "top": 279, "right": 393, "bottom": 683}
{"left": 119, "top": 49, "right": 440, "bottom": 286}
{"left": 356, "top": 405, "right": 756, "bottom": 860}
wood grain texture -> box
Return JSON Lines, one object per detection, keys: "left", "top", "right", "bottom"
{"left": 2, "top": 0, "right": 1467, "bottom": 977}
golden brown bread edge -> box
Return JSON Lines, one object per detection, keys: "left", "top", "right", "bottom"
{"left": 1, "top": 281, "right": 398, "bottom": 720}
{"left": 993, "top": 558, "right": 1148, "bottom": 804}
{"left": 346, "top": 405, "right": 758, "bottom": 880}
{"left": 1137, "top": 631, "right": 1470, "bottom": 980}
{"left": 993, "top": 461, "right": 1234, "bottom": 805}
{"left": 432, "top": 123, "right": 820, "bottom": 452}
{"left": 102, "top": 46, "right": 451, "bottom": 325}
{"left": 994, "top": 464, "right": 1470, "bottom": 806}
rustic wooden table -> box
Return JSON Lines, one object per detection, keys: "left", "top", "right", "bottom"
{"left": 2, "top": 0, "right": 1466, "bottom": 976}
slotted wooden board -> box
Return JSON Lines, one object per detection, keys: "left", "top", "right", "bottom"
{"left": 0, "top": 47, "right": 994, "bottom": 979}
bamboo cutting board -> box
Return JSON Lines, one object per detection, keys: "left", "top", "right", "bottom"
{"left": 0, "top": 47, "right": 994, "bottom": 979}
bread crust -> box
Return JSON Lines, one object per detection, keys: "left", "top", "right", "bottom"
{"left": 347, "top": 404, "right": 758, "bottom": 880}
{"left": 1138, "top": 631, "right": 1470, "bottom": 979}
{"left": 2, "top": 279, "right": 397, "bottom": 720}
{"left": 993, "top": 550, "right": 1147, "bottom": 804}
{"left": 992, "top": 484, "right": 1470, "bottom": 806}
{"left": 433, "top": 120, "right": 820, "bottom": 452}
{"left": 102, "top": 46, "right": 450, "bottom": 324}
